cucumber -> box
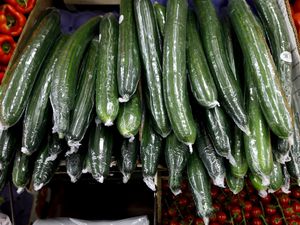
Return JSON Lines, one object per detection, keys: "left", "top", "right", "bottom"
{"left": 228, "top": 0, "right": 292, "bottom": 139}
{"left": 116, "top": 92, "right": 142, "bottom": 141}
{"left": 195, "top": 123, "right": 225, "bottom": 188}
{"left": 117, "top": 0, "right": 141, "bottom": 102}
{"left": 268, "top": 160, "right": 284, "bottom": 193}
{"left": 163, "top": 0, "right": 196, "bottom": 147}
{"left": 140, "top": 115, "right": 163, "bottom": 191}
{"left": 230, "top": 126, "right": 248, "bottom": 178}
{"left": 66, "top": 149, "right": 86, "bottom": 183}
{"left": 165, "top": 132, "right": 188, "bottom": 195}
{"left": 0, "top": 128, "right": 17, "bottom": 169}
{"left": 194, "top": 0, "right": 248, "bottom": 134}
{"left": 32, "top": 142, "right": 61, "bottom": 191}
{"left": 281, "top": 164, "right": 291, "bottom": 193}
{"left": 12, "top": 151, "right": 31, "bottom": 194}
{"left": 187, "top": 11, "right": 219, "bottom": 109}
{"left": 204, "top": 107, "right": 233, "bottom": 164}
{"left": 244, "top": 61, "right": 273, "bottom": 185}
{"left": 22, "top": 35, "right": 68, "bottom": 156}
{"left": 273, "top": 138, "right": 291, "bottom": 164}
{"left": 249, "top": 172, "right": 268, "bottom": 197}
{"left": 226, "top": 167, "right": 244, "bottom": 195}
{"left": 67, "top": 38, "right": 98, "bottom": 153}
{"left": 50, "top": 16, "right": 100, "bottom": 139}
{"left": 187, "top": 152, "right": 213, "bottom": 224}
{"left": 0, "top": 8, "right": 61, "bottom": 129}
{"left": 96, "top": 13, "right": 119, "bottom": 126}
{"left": 118, "top": 137, "right": 138, "bottom": 183}
{"left": 153, "top": 2, "right": 166, "bottom": 37}
{"left": 134, "top": 0, "right": 171, "bottom": 137}
{"left": 0, "top": 164, "right": 9, "bottom": 191}
{"left": 88, "top": 119, "right": 113, "bottom": 183}
{"left": 48, "top": 133, "right": 66, "bottom": 159}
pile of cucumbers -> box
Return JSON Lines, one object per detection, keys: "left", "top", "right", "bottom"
{"left": 0, "top": 0, "right": 298, "bottom": 222}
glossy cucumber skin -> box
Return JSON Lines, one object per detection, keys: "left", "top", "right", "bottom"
{"left": 12, "top": 151, "right": 31, "bottom": 191}
{"left": 116, "top": 92, "right": 142, "bottom": 139}
{"left": 0, "top": 164, "right": 9, "bottom": 191}
{"left": 66, "top": 150, "right": 85, "bottom": 183}
{"left": 230, "top": 126, "right": 248, "bottom": 178}
{"left": 195, "top": 124, "right": 225, "bottom": 187}
{"left": 67, "top": 38, "right": 98, "bottom": 147}
{"left": 50, "top": 16, "right": 100, "bottom": 139}
{"left": 165, "top": 132, "right": 188, "bottom": 195}
{"left": 134, "top": 0, "right": 171, "bottom": 137}
{"left": 22, "top": 35, "right": 68, "bottom": 156}
{"left": 0, "top": 9, "right": 61, "bottom": 129}
{"left": 194, "top": 0, "right": 248, "bottom": 134}
{"left": 250, "top": 172, "right": 268, "bottom": 191}
{"left": 140, "top": 116, "right": 162, "bottom": 178}
{"left": 163, "top": 0, "right": 196, "bottom": 145}
{"left": 0, "top": 128, "right": 17, "bottom": 168}
{"left": 204, "top": 107, "right": 232, "bottom": 159}
{"left": 153, "top": 2, "right": 166, "bottom": 37}
{"left": 226, "top": 169, "right": 244, "bottom": 195}
{"left": 88, "top": 121, "right": 113, "bottom": 183}
{"left": 229, "top": 0, "right": 292, "bottom": 139}
{"left": 117, "top": 0, "right": 141, "bottom": 101}
{"left": 269, "top": 160, "right": 284, "bottom": 192}
{"left": 187, "top": 152, "right": 213, "bottom": 220}
{"left": 187, "top": 11, "right": 218, "bottom": 109}
{"left": 96, "top": 13, "right": 119, "bottom": 126}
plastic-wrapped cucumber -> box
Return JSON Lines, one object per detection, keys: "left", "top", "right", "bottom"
{"left": 48, "top": 133, "right": 66, "bottom": 159}
{"left": 226, "top": 167, "right": 244, "bottom": 195}
{"left": 153, "top": 2, "right": 166, "bottom": 37}
{"left": 187, "top": 152, "right": 213, "bottom": 225}
{"left": 12, "top": 151, "right": 31, "bottom": 194}
{"left": 268, "top": 160, "right": 284, "bottom": 193}
{"left": 165, "top": 132, "right": 188, "bottom": 195}
{"left": 195, "top": 123, "right": 225, "bottom": 188}
{"left": 249, "top": 172, "right": 268, "bottom": 198}
{"left": 0, "top": 128, "right": 17, "bottom": 169}
{"left": 187, "top": 11, "right": 219, "bottom": 109}
{"left": 88, "top": 119, "right": 113, "bottom": 183}
{"left": 0, "top": 164, "right": 9, "bottom": 191}
{"left": 67, "top": 38, "right": 98, "bottom": 154}
{"left": 230, "top": 126, "right": 248, "bottom": 178}
{"left": 281, "top": 164, "right": 291, "bottom": 193}
{"left": 273, "top": 139, "right": 291, "bottom": 164}
{"left": 140, "top": 115, "right": 162, "bottom": 191}
{"left": 204, "top": 107, "right": 234, "bottom": 164}
{"left": 66, "top": 149, "right": 86, "bottom": 183}
{"left": 118, "top": 137, "right": 138, "bottom": 184}
{"left": 82, "top": 151, "right": 91, "bottom": 174}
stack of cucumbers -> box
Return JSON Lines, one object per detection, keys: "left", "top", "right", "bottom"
{"left": 0, "top": 0, "right": 298, "bottom": 223}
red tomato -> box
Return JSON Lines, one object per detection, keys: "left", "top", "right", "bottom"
{"left": 216, "top": 211, "right": 227, "bottom": 224}
{"left": 231, "top": 195, "right": 239, "bottom": 204}
{"left": 294, "top": 0, "right": 300, "bottom": 13}
{"left": 169, "top": 220, "right": 180, "bottom": 225}
{"left": 252, "top": 218, "right": 263, "bottom": 225}
{"left": 244, "top": 211, "right": 251, "bottom": 219}
{"left": 293, "top": 12, "right": 300, "bottom": 31}
{"left": 284, "top": 207, "right": 295, "bottom": 218}
{"left": 194, "top": 218, "right": 204, "bottom": 225}
{"left": 293, "top": 201, "right": 300, "bottom": 213}
{"left": 261, "top": 194, "right": 272, "bottom": 204}
{"left": 270, "top": 215, "right": 283, "bottom": 225}
{"left": 211, "top": 185, "right": 219, "bottom": 198}
{"left": 183, "top": 214, "right": 194, "bottom": 224}
{"left": 178, "top": 197, "right": 188, "bottom": 207}
{"left": 210, "top": 223, "right": 219, "bottom": 225}
{"left": 212, "top": 203, "right": 221, "bottom": 212}
{"left": 288, "top": 219, "right": 300, "bottom": 225}
{"left": 231, "top": 206, "right": 242, "bottom": 222}
{"left": 238, "top": 190, "right": 247, "bottom": 199}
{"left": 265, "top": 205, "right": 277, "bottom": 215}
{"left": 292, "top": 188, "right": 300, "bottom": 199}
{"left": 251, "top": 207, "right": 263, "bottom": 218}
{"left": 0, "top": 72, "right": 4, "bottom": 84}
{"left": 218, "top": 193, "right": 226, "bottom": 202}
{"left": 168, "top": 208, "right": 178, "bottom": 217}
{"left": 279, "top": 194, "right": 291, "bottom": 206}
{"left": 181, "top": 180, "right": 188, "bottom": 191}
{"left": 243, "top": 201, "right": 253, "bottom": 211}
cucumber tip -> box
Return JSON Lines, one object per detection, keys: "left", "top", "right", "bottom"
{"left": 187, "top": 144, "right": 193, "bottom": 154}
{"left": 21, "top": 147, "right": 30, "bottom": 155}
{"left": 129, "top": 135, "right": 135, "bottom": 142}
{"left": 17, "top": 188, "right": 24, "bottom": 194}
{"left": 143, "top": 177, "right": 156, "bottom": 192}
{"left": 104, "top": 120, "right": 113, "bottom": 127}
{"left": 34, "top": 183, "right": 44, "bottom": 191}
{"left": 58, "top": 133, "right": 65, "bottom": 139}
{"left": 170, "top": 188, "right": 182, "bottom": 196}
{"left": 203, "top": 217, "right": 209, "bottom": 225}
{"left": 258, "top": 190, "right": 268, "bottom": 198}
{"left": 122, "top": 174, "right": 130, "bottom": 184}
{"left": 118, "top": 95, "right": 129, "bottom": 103}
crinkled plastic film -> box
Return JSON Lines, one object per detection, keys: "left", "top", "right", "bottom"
{"left": 226, "top": 168, "right": 244, "bottom": 195}
{"left": 268, "top": 160, "right": 284, "bottom": 192}
{"left": 66, "top": 151, "right": 84, "bottom": 183}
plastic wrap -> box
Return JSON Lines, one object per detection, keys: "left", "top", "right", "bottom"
{"left": 12, "top": 151, "right": 31, "bottom": 194}
{"left": 226, "top": 167, "right": 244, "bottom": 195}
{"left": 195, "top": 124, "right": 225, "bottom": 188}
{"left": 0, "top": 128, "right": 17, "bottom": 169}
{"left": 48, "top": 134, "right": 66, "bottom": 160}
{"left": 88, "top": 120, "right": 113, "bottom": 183}
{"left": 118, "top": 137, "right": 138, "bottom": 184}
{"left": 153, "top": 1, "right": 166, "bottom": 37}
{"left": 66, "top": 38, "right": 97, "bottom": 155}
{"left": 249, "top": 173, "right": 268, "bottom": 195}
{"left": 165, "top": 133, "right": 188, "bottom": 196}
{"left": 33, "top": 216, "right": 150, "bottom": 225}
{"left": 187, "top": 152, "right": 213, "bottom": 225}
{"left": 268, "top": 160, "right": 284, "bottom": 193}
{"left": 140, "top": 116, "right": 162, "bottom": 191}
{"left": 66, "top": 149, "right": 86, "bottom": 183}
{"left": 204, "top": 107, "right": 235, "bottom": 165}
{"left": 281, "top": 164, "right": 291, "bottom": 194}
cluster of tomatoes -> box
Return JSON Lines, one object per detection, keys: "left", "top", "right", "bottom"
{"left": 291, "top": 0, "right": 300, "bottom": 37}
{"left": 161, "top": 179, "right": 300, "bottom": 225}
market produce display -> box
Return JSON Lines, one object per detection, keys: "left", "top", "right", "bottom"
{"left": 0, "top": 0, "right": 300, "bottom": 224}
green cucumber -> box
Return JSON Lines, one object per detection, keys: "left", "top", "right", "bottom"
{"left": 249, "top": 173, "right": 268, "bottom": 197}
{"left": 48, "top": 133, "right": 66, "bottom": 159}
{"left": 50, "top": 16, "right": 100, "bottom": 139}
{"left": 268, "top": 160, "right": 284, "bottom": 193}
{"left": 229, "top": 0, "right": 292, "bottom": 139}
{"left": 32, "top": 142, "right": 61, "bottom": 191}
{"left": 12, "top": 151, "right": 31, "bottom": 193}
{"left": 153, "top": 2, "right": 166, "bottom": 37}
{"left": 165, "top": 132, "right": 188, "bottom": 195}
{"left": 66, "top": 149, "right": 86, "bottom": 183}
{"left": 187, "top": 11, "right": 219, "bottom": 109}
{"left": 140, "top": 115, "right": 162, "bottom": 191}
{"left": 187, "top": 152, "right": 213, "bottom": 224}
{"left": 0, "top": 128, "right": 17, "bottom": 169}
{"left": 194, "top": 0, "right": 248, "bottom": 134}
{"left": 244, "top": 62, "right": 273, "bottom": 185}
{"left": 67, "top": 38, "right": 98, "bottom": 153}
{"left": 88, "top": 119, "right": 113, "bottom": 183}
{"left": 281, "top": 164, "right": 291, "bottom": 193}
{"left": 226, "top": 167, "right": 244, "bottom": 195}
{"left": 273, "top": 138, "right": 291, "bottom": 164}
{"left": 22, "top": 35, "right": 68, "bottom": 156}
{"left": 0, "top": 8, "right": 61, "bottom": 129}
{"left": 116, "top": 92, "right": 142, "bottom": 140}
{"left": 0, "top": 164, "right": 9, "bottom": 191}
{"left": 118, "top": 137, "right": 138, "bottom": 183}
{"left": 134, "top": 0, "right": 171, "bottom": 137}
{"left": 204, "top": 107, "right": 234, "bottom": 164}
{"left": 195, "top": 123, "right": 225, "bottom": 188}
{"left": 230, "top": 126, "right": 248, "bottom": 178}
{"left": 117, "top": 0, "right": 141, "bottom": 102}
{"left": 163, "top": 0, "right": 196, "bottom": 147}
{"left": 96, "top": 13, "right": 119, "bottom": 126}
